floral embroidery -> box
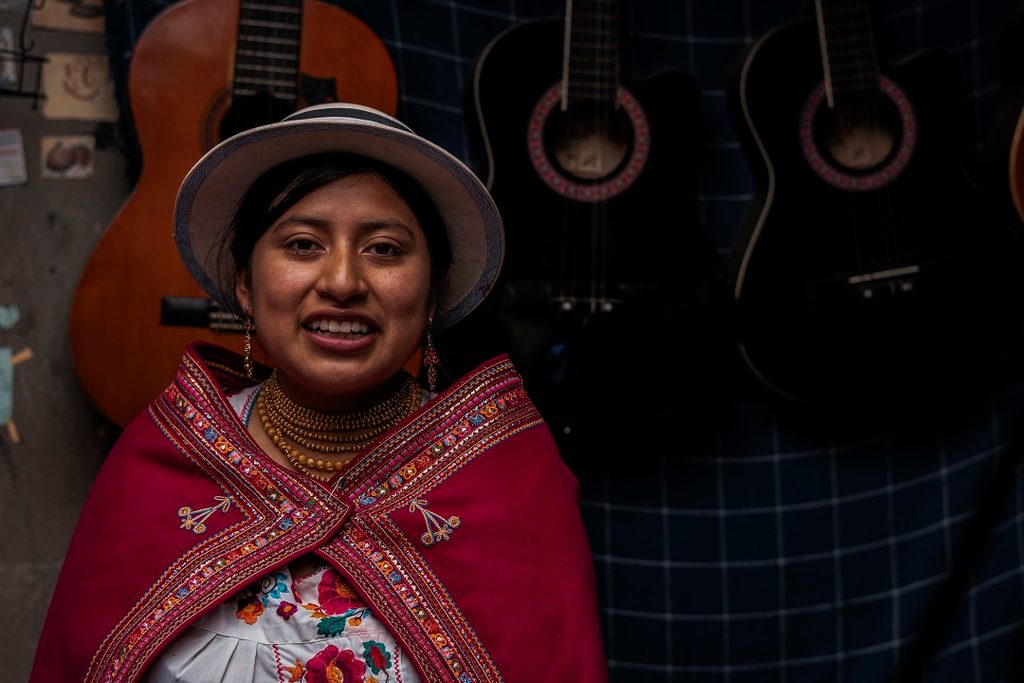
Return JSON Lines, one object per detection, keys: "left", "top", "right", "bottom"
{"left": 302, "top": 602, "right": 329, "bottom": 619}
{"left": 318, "top": 568, "right": 362, "bottom": 614}
{"left": 274, "top": 570, "right": 375, "bottom": 637}
{"left": 306, "top": 644, "right": 367, "bottom": 683}
{"left": 276, "top": 601, "right": 297, "bottom": 620}
{"left": 317, "top": 608, "right": 371, "bottom": 637}
{"left": 232, "top": 572, "right": 289, "bottom": 624}
{"left": 283, "top": 658, "right": 304, "bottom": 682}
{"left": 363, "top": 640, "right": 393, "bottom": 675}
{"left": 213, "top": 564, "right": 412, "bottom": 680}
{"left": 235, "top": 594, "right": 263, "bottom": 624}
{"left": 258, "top": 572, "right": 290, "bottom": 606}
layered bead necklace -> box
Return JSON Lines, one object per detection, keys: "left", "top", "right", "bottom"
{"left": 256, "top": 369, "right": 422, "bottom": 481}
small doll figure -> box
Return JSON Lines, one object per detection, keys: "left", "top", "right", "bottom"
{"left": 0, "top": 305, "right": 31, "bottom": 444}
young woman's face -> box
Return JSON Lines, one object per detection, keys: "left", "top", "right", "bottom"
{"left": 235, "top": 172, "right": 434, "bottom": 411}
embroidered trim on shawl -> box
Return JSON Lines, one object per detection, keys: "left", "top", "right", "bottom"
{"left": 322, "top": 357, "right": 542, "bottom": 683}
{"left": 86, "top": 350, "right": 350, "bottom": 683}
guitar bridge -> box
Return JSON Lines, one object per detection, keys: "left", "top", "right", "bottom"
{"left": 847, "top": 264, "right": 920, "bottom": 298}
{"left": 502, "top": 281, "right": 676, "bottom": 318}
{"left": 553, "top": 295, "right": 621, "bottom": 314}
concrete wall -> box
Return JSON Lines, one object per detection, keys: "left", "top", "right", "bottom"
{"left": 0, "top": 7, "right": 127, "bottom": 680}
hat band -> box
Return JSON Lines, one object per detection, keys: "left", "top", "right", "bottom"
{"left": 284, "top": 105, "right": 413, "bottom": 134}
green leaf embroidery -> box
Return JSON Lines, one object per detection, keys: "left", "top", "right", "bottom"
{"left": 317, "top": 616, "right": 349, "bottom": 637}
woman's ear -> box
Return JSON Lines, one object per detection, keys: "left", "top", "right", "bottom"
{"left": 235, "top": 269, "right": 253, "bottom": 315}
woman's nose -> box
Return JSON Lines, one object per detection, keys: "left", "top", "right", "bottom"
{"left": 315, "top": 250, "right": 369, "bottom": 301}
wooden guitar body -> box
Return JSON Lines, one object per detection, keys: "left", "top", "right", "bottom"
{"left": 730, "top": 13, "right": 1024, "bottom": 407}
{"left": 69, "top": 0, "right": 397, "bottom": 427}
{"left": 448, "top": 13, "right": 727, "bottom": 436}
{"left": 981, "top": 2, "right": 1024, "bottom": 227}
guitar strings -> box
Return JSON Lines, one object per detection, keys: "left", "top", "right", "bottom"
{"left": 234, "top": 1, "right": 298, "bottom": 134}
{"left": 584, "top": 0, "right": 615, "bottom": 319}
{"left": 590, "top": 0, "right": 610, "bottom": 319}
{"left": 847, "top": 0, "right": 904, "bottom": 270}
{"left": 822, "top": 0, "right": 906, "bottom": 284}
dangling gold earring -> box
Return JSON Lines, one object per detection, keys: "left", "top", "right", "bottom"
{"left": 423, "top": 316, "right": 439, "bottom": 393}
{"left": 243, "top": 306, "right": 254, "bottom": 379}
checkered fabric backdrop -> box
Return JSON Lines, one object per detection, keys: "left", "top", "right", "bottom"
{"left": 103, "top": 1, "right": 1024, "bottom": 680}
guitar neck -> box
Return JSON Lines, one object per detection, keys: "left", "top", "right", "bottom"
{"left": 233, "top": 0, "right": 302, "bottom": 106}
{"left": 816, "top": 0, "right": 880, "bottom": 106}
{"left": 563, "top": 0, "right": 620, "bottom": 109}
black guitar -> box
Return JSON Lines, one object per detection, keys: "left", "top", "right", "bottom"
{"left": 440, "top": 0, "right": 728, "bottom": 441}
{"left": 727, "top": 0, "right": 1024, "bottom": 408}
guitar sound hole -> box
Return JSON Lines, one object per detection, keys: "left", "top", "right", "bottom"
{"left": 527, "top": 84, "right": 650, "bottom": 201}
{"left": 816, "top": 95, "right": 899, "bottom": 171}
{"left": 219, "top": 94, "right": 295, "bottom": 141}
{"left": 546, "top": 107, "right": 630, "bottom": 180}
{"left": 799, "top": 75, "right": 917, "bottom": 191}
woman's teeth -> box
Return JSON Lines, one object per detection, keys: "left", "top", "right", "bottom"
{"left": 309, "top": 320, "right": 369, "bottom": 335}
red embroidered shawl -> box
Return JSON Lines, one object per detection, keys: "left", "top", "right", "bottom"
{"left": 30, "top": 343, "right": 607, "bottom": 682}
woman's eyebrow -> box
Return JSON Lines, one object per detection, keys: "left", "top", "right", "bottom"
{"left": 272, "top": 214, "right": 417, "bottom": 238}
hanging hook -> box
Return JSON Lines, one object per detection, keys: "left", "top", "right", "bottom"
{"left": 20, "top": 0, "right": 46, "bottom": 54}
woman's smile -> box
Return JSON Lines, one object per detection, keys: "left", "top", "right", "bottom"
{"left": 306, "top": 318, "right": 370, "bottom": 336}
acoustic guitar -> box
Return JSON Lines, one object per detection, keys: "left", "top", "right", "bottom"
{"left": 727, "top": 0, "right": 1024, "bottom": 408}
{"left": 439, "top": 0, "right": 729, "bottom": 441}
{"left": 69, "top": 0, "right": 397, "bottom": 427}
{"left": 981, "top": 2, "right": 1024, "bottom": 227}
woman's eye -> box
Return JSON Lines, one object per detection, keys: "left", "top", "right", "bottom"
{"left": 287, "top": 239, "right": 320, "bottom": 253}
{"left": 367, "top": 242, "right": 401, "bottom": 256}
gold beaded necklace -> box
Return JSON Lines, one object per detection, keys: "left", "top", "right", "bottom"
{"left": 257, "top": 370, "right": 422, "bottom": 481}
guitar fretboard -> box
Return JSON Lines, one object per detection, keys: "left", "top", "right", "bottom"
{"left": 233, "top": 0, "right": 302, "bottom": 104}
{"left": 818, "top": 0, "right": 880, "bottom": 100}
{"left": 564, "top": 0, "right": 620, "bottom": 108}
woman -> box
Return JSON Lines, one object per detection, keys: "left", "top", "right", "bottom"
{"left": 30, "top": 104, "right": 608, "bottom": 682}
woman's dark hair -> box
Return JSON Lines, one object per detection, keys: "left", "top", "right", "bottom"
{"left": 229, "top": 153, "right": 453, "bottom": 303}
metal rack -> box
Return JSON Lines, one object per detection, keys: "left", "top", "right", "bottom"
{"left": 0, "top": 0, "right": 47, "bottom": 108}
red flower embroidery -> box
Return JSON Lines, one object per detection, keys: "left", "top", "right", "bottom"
{"left": 306, "top": 644, "right": 366, "bottom": 683}
{"left": 363, "top": 640, "right": 393, "bottom": 674}
{"left": 277, "top": 601, "right": 297, "bottom": 620}
{"left": 317, "top": 569, "right": 362, "bottom": 615}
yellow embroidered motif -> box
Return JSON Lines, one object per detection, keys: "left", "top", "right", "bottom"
{"left": 177, "top": 495, "right": 232, "bottom": 534}
{"left": 408, "top": 498, "right": 461, "bottom": 546}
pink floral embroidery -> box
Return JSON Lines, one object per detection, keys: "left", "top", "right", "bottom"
{"left": 317, "top": 569, "right": 362, "bottom": 615}
{"left": 306, "top": 644, "right": 366, "bottom": 683}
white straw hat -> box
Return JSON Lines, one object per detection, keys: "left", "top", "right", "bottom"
{"left": 174, "top": 103, "right": 504, "bottom": 331}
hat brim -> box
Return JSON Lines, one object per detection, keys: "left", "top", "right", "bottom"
{"left": 174, "top": 104, "right": 504, "bottom": 331}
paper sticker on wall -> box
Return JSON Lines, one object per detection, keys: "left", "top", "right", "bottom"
{"left": 31, "top": 0, "right": 104, "bottom": 34}
{"left": 41, "top": 135, "right": 95, "bottom": 179}
{"left": 0, "top": 129, "right": 27, "bottom": 187}
{"left": 41, "top": 52, "right": 118, "bottom": 121}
